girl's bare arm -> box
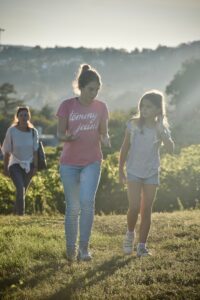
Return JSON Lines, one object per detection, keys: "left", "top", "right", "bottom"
{"left": 119, "top": 129, "right": 130, "bottom": 183}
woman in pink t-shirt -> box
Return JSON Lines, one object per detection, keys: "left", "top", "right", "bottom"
{"left": 57, "top": 64, "right": 110, "bottom": 261}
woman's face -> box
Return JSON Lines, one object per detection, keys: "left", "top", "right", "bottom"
{"left": 140, "top": 99, "right": 161, "bottom": 120}
{"left": 17, "top": 109, "right": 30, "bottom": 125}
{"left": 80, "top": 81, "right": 100, "bottom": 104}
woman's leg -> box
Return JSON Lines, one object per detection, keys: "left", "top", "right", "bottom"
{"left": 139, "top": 184, "right": 157, "bottom": 243}
{"left": 79, "top": 162, "right": 101, "bottom": 250}
{"left": 9, "top": 164, "right": 25, "bottom": 215}
{"left": 24, "top": 164, "right": 34, "bottom": 193}
{"left": 60, "top": 165, "right": 80, "bottom": 256}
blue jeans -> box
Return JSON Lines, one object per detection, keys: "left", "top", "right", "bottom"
{"left": 60, "top": 162, "right": 101, "bottom": 253}
{"left": 9, "top": 163, "right": 34, "bottom": 215}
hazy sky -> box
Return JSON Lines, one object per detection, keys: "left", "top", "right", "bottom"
{"left": 1, "top": 0, "right": 200, "bottom": 51}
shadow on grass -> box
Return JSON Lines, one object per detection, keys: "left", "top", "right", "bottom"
{"left": 0, "top": 259, "right": 66, "bottom": 298}
{"left": 45, "top": 255, "right": 135, "bottom": 300}
{"left": 1, "top": 255, "right": 134, "bottom": 299}
{"left": 0, "top": 274, "right": 21, "bottom": 297}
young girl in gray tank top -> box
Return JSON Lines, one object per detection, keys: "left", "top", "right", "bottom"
{"left": 119, "top": 90, "right": 174, "bottom": 257}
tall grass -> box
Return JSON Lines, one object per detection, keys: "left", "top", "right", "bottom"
{"left": 0, "top": 210, "right": 199, "bottom": 299}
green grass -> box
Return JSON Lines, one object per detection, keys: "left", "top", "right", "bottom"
{"left": 0, "top": 210, "right": 200, "bottom": 300}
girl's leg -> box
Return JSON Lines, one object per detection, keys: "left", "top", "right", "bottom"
{"left": 60, "top": 165, "right": 80, "bottom": 256}
{"left": 123, "top": 181, "right": 142, "bottom": 254}
{"left": 139, "top": 184, "right": 157, "bottom": 243}
{"left": 127, "top": 181, "right": 143, "bottom": 232}
{"left": 79, "top": 162, "right": 101, "bottom": 250}
{"left": 9, "top": 164, "right": 25, "bottom": 215}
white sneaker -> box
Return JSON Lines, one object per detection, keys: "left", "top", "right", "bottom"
{"left": 77, "top": 248, "right": 92, "bottom": 261}
{"left": 123, "top": 232, "right": 135, "bottom": 255}
{"left": 137, "top": 246, "right": 152, "bottom": 257}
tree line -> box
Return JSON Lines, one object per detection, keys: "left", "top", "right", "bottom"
{"left": 0, "top": 55, "right": 200, "bottom": 214}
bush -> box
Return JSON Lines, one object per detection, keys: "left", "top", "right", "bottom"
{"left": 0, "top": 175, "right": 15, "bottom": 214}
{"left": 155, "top": 145, "right": 200, "bottom": 211}
{"left": 96, "top": 152, "right": 127, "bottom": 214}
{"left": 26, "top": 164, "right": 65, "bottom": 214}
{"left": 0, "top": 145, "right": 200, "bottom": 215}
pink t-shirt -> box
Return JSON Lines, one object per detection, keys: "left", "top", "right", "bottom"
{"left": 56, "top": 97, "right": 109, "bottom": 166}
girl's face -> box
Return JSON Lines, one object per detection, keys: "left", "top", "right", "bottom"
{"left": 80, "top": 81, "right": 100, "bottom": 104}
{"left": 17, "top": 110, "right": 30, "bottom": 125}
{"left": 140, "top": 99, "right": 161, "bottom": 120}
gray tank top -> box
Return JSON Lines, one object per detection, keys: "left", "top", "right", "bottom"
{"left": 126, "top": 121, "right": 161, "bottom": 178}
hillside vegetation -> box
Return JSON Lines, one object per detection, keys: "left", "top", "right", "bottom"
{"left": 0, "top": 41, "right": 200, "bottom": 111}
{"left": 0, "top": 210, "right": 199, "bottom": 299}
{"left": 1, "top": 144, "right": 200, "bottom": 215}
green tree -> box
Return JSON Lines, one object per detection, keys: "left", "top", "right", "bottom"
{"left": 0, "top": 83, "right": 25, "bottom": 142}
{"left": 166, "top": 59, "right": 200, "bottom": 147}
{"left": 0, "top": 83, "right": 24, "bottom": 117}
{"left": 166, "top": 59, "right": 200, "bottom": 106}
{"left": 40, "top": 104, "right": 54, "bottom": 119}
{"left": 31, "top": 105, "right": 57, "bottom": 135}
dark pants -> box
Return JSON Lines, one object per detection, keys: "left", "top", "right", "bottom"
{"left": 9, "top": 163, "right": 33, "bottom": 215}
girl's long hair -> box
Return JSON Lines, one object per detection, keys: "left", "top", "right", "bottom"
{"left": 12, "top": 106, "right": 34, "bottom": 129}
{"left": 132, "top": 90, "right": 169, "bottom": 132}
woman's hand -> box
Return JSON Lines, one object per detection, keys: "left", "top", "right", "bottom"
{"left": 65, "top": 133, "right": 79, "bottom": 142}
{"left": 57, "top": 117, "right": 79, "bottom": 142}
{"left": 3, "top": 168, "right": 10, "bottom": 177}
{"left": 57, "top": 132, "right": 79, "bottom": 142}
{"left": 3, "top": 153, "right": 10, "bottom": 177}
{"left": 32, "top": 167, "right": 38, "bottom": 176}
{"left": 101, "top": 134, "right": 111, "bottom": 147}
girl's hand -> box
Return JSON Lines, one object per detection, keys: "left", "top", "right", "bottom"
{"left": 119, "top": 169, "right": 127, "bottom": 184}
{"left": 101, "top": 134, "right": 111, "bottom": 147}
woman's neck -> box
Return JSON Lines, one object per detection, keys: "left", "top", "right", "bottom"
{"left": 16, "top": 123, "right": 29, "bottom": 131}
{"left": 78, "top": 96, "right": 93, "bottom": 106}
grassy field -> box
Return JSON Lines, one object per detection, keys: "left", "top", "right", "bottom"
{"left": 0, "top": 210, "right": 199, "bottom": 300}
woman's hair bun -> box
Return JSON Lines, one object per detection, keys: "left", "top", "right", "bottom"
{"left": 81, "top": 64, "right": 91, "bottom": 73}
{"left": 73, "top": 63, "right": 101, "bottom": 93}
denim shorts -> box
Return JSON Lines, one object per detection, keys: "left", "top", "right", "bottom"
{"left": 127, "top": 173, "right": 159, "bottom": 185}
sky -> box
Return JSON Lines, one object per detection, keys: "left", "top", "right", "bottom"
{"left": 0, "top": 0, "right": 200, "bottom": 51}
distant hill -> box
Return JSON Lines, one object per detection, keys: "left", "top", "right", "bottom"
{"left": 0, "top": 41, "right": 200, "bottom": 111}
